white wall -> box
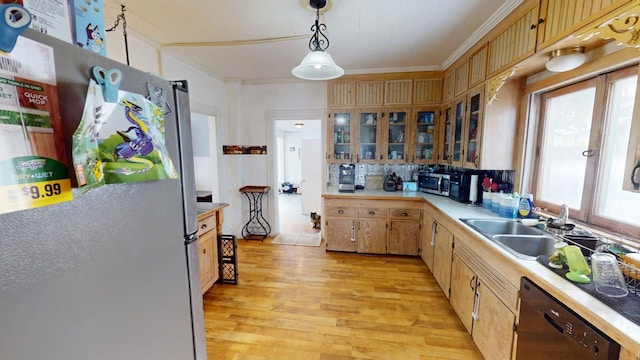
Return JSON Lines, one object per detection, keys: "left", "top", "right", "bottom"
{"left": 221, "top": 82, "right": 326, "bottom": 237}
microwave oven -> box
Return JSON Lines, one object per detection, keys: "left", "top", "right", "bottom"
{"left": 418, "top": 171, "right": 450, "bottom": 196}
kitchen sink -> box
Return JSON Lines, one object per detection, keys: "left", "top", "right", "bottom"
{"left": 462, "top": 218, "right": 544, "bottom": 237}
{"left": 460, "top": 218, "right": 557, "bottom": 260}
{"left": 492, "top": 234, "right": 556, "bottom": 260}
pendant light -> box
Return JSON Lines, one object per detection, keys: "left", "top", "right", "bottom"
{"left": 292, "top": 0, "right": 344, "bottom": 80}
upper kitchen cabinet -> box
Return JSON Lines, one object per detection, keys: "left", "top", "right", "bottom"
{"left": 413, "top": 78, "right": 443, "bottom": 105}
{"left": 440, "top": 95, "right": 465, "bottom": 167}
{"left": 357, "top": 81, "right": 384, "bottom": 106}
{"left": 356, "top": 108, "right": 383, "bottom": 163}
{"left": 475, "top": 79, "right": 520, "bottom": 170}
{"left": 462, "top": 85, "right": 484, "bottom": 169}
{"left": 328, "top": 109, "right": 355, "bottom": 163}
{"left": 382, "top": 108, "right": 411, "bottom": 163}
{"left": 468, "top": 45, "right": 488, "bottom": 88}
{"left": 487, "top": 0, "right": 539, "bottom": 76}
{"left": 328, "top": 81, "right": 356, "bottom": 108}
{"left": 454, "top": 60, "right": 470, "bottom": 97}
{"left": 412, "top": 107, "right": 439, "bottom": 164}
{"left": 443, "top": 70, "right": 456, "bottom": 102}
{"left": 384, "top": 79, "right": 413, "bottom": 105}
{"left": 537, "top": 0, "right": 633, "bottom": 50}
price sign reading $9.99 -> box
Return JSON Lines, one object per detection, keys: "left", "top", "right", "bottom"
{"left": 22, "top": 182, "right": 63, "bottom": 199}
{"left": 0, "top": 157, "right": 73, "bottom": 215}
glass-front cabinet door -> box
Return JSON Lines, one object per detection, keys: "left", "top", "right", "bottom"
{"left": 441, "top": 103, "right": 453, "bottom": 165}
{"left": 384, "top": 108, "right": 410, "bottom": 163}
{"left": 440, "top": 96, "right": 465, "bottom": 166}
{"left": 463, "top": 85, "right": 484, "bottom": 168}
{"left": 328, "top": 109, "right": 354, "bottom": 163}
{"left": 413, "top": 107, "right": 438, "bottom": 164}
{"left": 357, "top": 108, "right": 382, "bottom": 163}
{"left": 452, "top": 96, "right": 465, "bottom": 167}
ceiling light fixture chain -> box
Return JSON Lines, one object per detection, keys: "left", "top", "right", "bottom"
{"left": 309, "top": 6, "right": 329, "bottom": 52}
{"left": 106, "top": 4, "right": 130, "bottom": 65}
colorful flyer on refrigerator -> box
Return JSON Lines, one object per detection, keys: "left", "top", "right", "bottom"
{"left": 72, "top": 79, "right": 178, "bottom": 193}
{"left": 0, "top": 36, "right": 73, "bottom": 215}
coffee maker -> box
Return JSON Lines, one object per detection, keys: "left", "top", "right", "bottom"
{"left": 338, "top": 164, "right": 356, "bottom": 193}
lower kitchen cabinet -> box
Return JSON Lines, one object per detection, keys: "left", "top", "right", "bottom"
{"left": 420, "top": 211, "right": 436, "bottom": 270}
{"left": 357, "top": 219, "right": 387, "bottom": 254}
{"left": 432, "top": 222, "right": 454, "bottom": 298}
{"left": 325, "top": 218, "right": 356, "bottom": 252}
{"left": 450, "top": 253, "right": 515, "bottom": 360}
{"left": 198, "top": 230, "right": 217, "bottom": 293}
{"left": 324, "top": 197, "right": 422, "bottom": 255}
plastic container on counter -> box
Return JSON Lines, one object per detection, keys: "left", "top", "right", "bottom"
{"left": 499, "top": 195, "right": 519, "bottom": 219}
{"left": 491, "top": 192, "right": 502, "bottom": 213}
{"left": 482, "top": 191, "right": 491, "bottom": 210}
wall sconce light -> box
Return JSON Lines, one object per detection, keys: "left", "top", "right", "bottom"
{"left": 294, "top": 123, "right": 304, "bottom": 129}
{"left": 545, "top": 46, "right": 587, "bottom": 72}
{"left": 291, "top": 0, "right": 344, "bottom": 80}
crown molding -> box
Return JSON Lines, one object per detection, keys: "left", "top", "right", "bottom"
{"left": 442, "top": 0, "right": 524, "bottom": 69}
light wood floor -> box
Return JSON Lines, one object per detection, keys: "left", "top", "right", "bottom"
{"left": 203, "top": 240, "right": 483, "bottom": 359}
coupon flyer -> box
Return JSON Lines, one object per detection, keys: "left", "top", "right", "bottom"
{"left": 0, "top": 36, "right": 72, "bottom": 215}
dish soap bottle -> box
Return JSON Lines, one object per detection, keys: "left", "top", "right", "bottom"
{"left": 518, "top": 193, "right": 533, "bottom": 218}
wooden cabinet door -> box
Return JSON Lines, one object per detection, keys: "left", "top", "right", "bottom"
{"left": 469, "top": 45, "right": 488, "bottom": 88}
{"left": 420, "top": 212, "right": 436, "bottom": 271}
{"left": 472, "top": 281, "right": 515, "bottom": 360}
{"left": 487, "top": 0, "right": 539, "bottom": 76}
{"left": 413, "top": 107, "right": 438, "bottom": 165}
{"left": 454, "top": 60, "right": 469, "bottom": 97}
{"left": 463, "top": 85, "right": 484, "bottom": 169}
{"left": 451, "top": 96, "right": 466, "bottom": 167}
{"left": 356, "top": 81, "right": 384, "bottom": 106}
{"left": 388, "top": 220, "right": 420, "bottom": 255}
{"left": 356, "top": 108, "right": 383, "bottom": 163}
{"left": 328, "top": 109, "right": 355, "bottom": 163}
{"left": 413, "top": 78, "right": 442, "bottom": 105}
{"left": 443, "top": 71, "right": 455, "bottom": 102}
{"left": 382, "top": 107, "right": 411, "bottom": 163}
{"left": 357, "top": 219, "right": 387, "bottom": 254}
{"left": 326, "top": 218, "right": 357, "bottom": 252}
{"left": 384, "top": 79, "right": 412, "bottom": 105}
{"left": 538, "top": 0, "right": 632, "bottom": 50}
{"left": 328, "top": 81, "right": 355, "bottom": 108}
{"left": 199, "top": 230, "right": 216, "bottom": 293}
{"left": 449, "top": 255, "right": 476, "bottom": 334}
{"left": 433, "top": 223, "right": 454, "bottom": 298}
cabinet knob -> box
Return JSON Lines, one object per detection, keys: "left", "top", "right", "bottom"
{"left": 338, "top": 209, "right": 344, "bottom": 214}
{"left": 401, "top": 212, "right": 408, "bottom": 217}
{"left": 368, "top": 210, "right": 375, "bottom": 215}
{"left": 201, "top": 224, "right": 207, "bottom": 229}
{"left": 530, "top": 23, "right": 536, "bottom": 30}
{"left": 203, "top": 248, "right": 207, "bottom": 254}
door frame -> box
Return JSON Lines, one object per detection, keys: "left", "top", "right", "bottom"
{"left": 265, "top": 109, "right": 327, "bottom": 235}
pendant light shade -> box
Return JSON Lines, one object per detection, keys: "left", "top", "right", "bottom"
{"left": 292, "top": 50, "right": 344, "bottom": 80}
{"left": 292, "top": 0, "right": 343, "bottom": 81}
{"left": 545, "top": 46, "right": 587, "bottom": 72}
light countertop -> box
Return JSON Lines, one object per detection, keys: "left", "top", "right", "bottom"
{"left": 323, "top": 188, "right": 640, "bottom": 351}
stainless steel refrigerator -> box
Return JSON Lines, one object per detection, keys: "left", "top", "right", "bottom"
{"left": 0, "top": 30, "right": 207, "bottom": 359}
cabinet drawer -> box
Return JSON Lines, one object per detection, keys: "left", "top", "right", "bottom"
{"left": 197, "top": 214, "right": 216, "bottom": 236}
{"left": 357, "top": 207, "right": 388, "bottom": 219}
{"left": 326, "top": 206, "right": 355, "bottom": 218}
{"left": 389, "top": 209, "right": 421, "bottom": 221}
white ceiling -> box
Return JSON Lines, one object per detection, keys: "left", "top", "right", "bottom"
{"left": 103, "top": 0, "right": 522, "bottom": 82}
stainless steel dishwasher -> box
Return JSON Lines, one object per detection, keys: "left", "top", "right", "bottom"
{"left": 516, "top": 277, "right": 620, "bottom": 359}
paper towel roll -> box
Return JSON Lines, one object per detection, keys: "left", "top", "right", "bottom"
{"left": 469, "top": 174, "right": 478, "bottom": 203}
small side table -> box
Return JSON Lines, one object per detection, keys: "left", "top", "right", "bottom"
{"left": 239, "top": 186, "right": 271, "bottom": 241}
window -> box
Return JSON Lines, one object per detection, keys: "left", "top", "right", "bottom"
{"left": 534, "top": 66, "right": 640, "bottom": 240}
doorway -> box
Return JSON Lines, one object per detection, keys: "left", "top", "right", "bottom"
{"left": 275, "top": 119, "right": 322, "bottom": 236}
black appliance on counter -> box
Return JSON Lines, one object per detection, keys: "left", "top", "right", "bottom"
{"left": 449, "top": 171, "right": 482, "bottom": 203}
{"left": 417, "top": 171, "right": 450, "bottom": 196}
{"left": 516, "top": 277, "right": 620, "bottom": 360}
{"left": 338, "top": 164, "right": 356, "bottom": 193}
